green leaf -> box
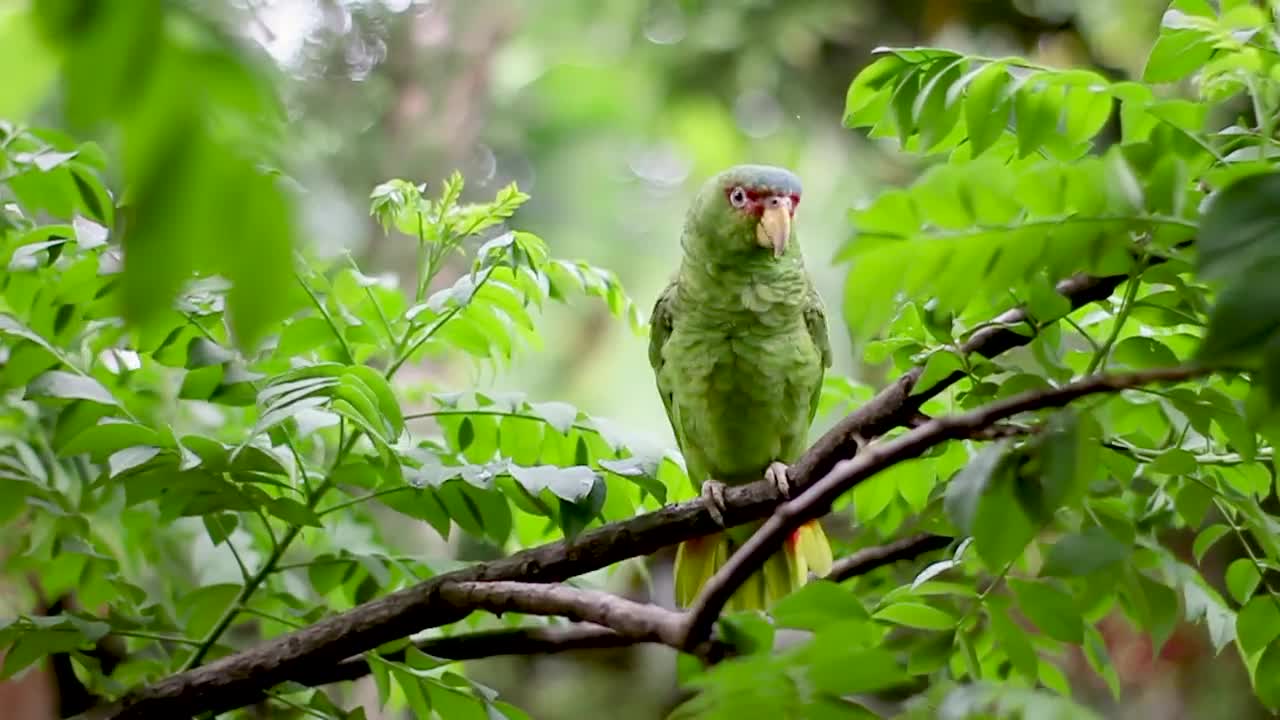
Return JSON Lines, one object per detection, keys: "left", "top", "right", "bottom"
{"left": 1198, "top": 257, "right": 1280, "bottom": 363}
{"left": 771, "top": 581, "right": 870, "bottom": 630}
{"left": 801, "top": 640, "right": 907, "bottom": 696}
{"left": 0, "top": 625, "right": 85, "bottom": 680}
{"left": 1009, "top": 578, "right": 1084, "bottom": 643}
{"left": 267, "top": 497, "right": 323, "bottom": 528}
{"left": 26, "top": 370, "right": 118, "bottom": 407}
{"left": 1226, "top": 558, "right": 1262, "bottom": 604}
{"left": 1143, "top": 30, "right": 1214, "bottom": 83}
{"left": 1041, "top": 526, "right": 1131, "bottom": 577}
{"left": 180, "top": 583, "right": 241, "bottom": 639}
{"left": 1133, "top": 571, "right": 1180, "bottom": 654}
{"left": 972, "top": 469, "right": 1037, "bottom": 569}
{"left": 912, "top": 349, "right": 964, "bottom": 396}
{"left": 508, "top": 465, "right": 597, "bottom": 502}
{"left": 1199, "top": 172, "right": 1280, "bottom": 281}
{"left": 108, "top": 446, "right": 163, "bottom": 478}
{"left": 202, "top": 513, "right": 238, "bottom": 545}
{"left": 1255, "top": 639, "right": 1280, "bottom": 709}
{"left": 1084, "top": 623, "right": 1122, "bottom": 699}
{"left": 1013, "top": 81, "right": 1061, "bottom": 158}
{"left": 1237, "top": 596, "right": 1280, "bottom": 657}
{"left": 1193, "top": 524, "right": 1231, "bottom": 563}
{"left": 717, "top": 612, "right": 776, "bottom": 656}
{"left": 1111, "top": 336, "right": 1179, "bottom": 370}
{"left": 872, "top": 602, "right": 955, "bottom": 630}
{"left": 987, "top": 597, "right": 1038, "bottom": 680}
{"left": 1036, "top": 412, "right": 1094, "bottom": 515}
{"left": 943, "top": 442, "right": 1007, "bottom": 534}
{"left": 962, "top": 62, "right": 1011, "bottom": 156}
{"left": 58, "top": 420, "right": 162, "bottom": 459}
{"left": 346, "top": 367, "right": 403, "bottom": 433}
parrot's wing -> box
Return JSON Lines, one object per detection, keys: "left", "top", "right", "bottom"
{"left": 649, "top": 280, "right": 683, "bottom": 448}
{"left": 804, "top": 286, "right": 833, "bottom": 425}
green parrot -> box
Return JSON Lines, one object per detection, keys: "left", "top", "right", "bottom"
{"left": 649, "top": 164, "right": 834, "bottom": 611}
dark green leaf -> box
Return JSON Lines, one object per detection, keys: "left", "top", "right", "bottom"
{"left": 1237, "top": 596, "right": 1280, "bottom": 657}
{"left": 1041, "top": 526, "right": 1131, "bottom": 577}
{"left": 1256, "top": 639, "right": 1280, "bottom": 709}
{"left": 1200, "top": 173, "right": 1280, "bottom": 281}
{"left": 771, "top": 581, "right": 870, "bottom": 630}
{"left": 1009, "top": 578, "right": 1083, "bottom": 643}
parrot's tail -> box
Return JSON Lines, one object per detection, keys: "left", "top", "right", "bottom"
{"left": 673, "top": 520, "right": 833, "bottom": 610}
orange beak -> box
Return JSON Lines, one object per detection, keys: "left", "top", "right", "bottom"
{"left": 755, "top": 195, "right": 793, "bottom": 258}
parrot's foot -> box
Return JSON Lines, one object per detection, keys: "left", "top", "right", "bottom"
{"left": 764, "top": 461, "right": 791, "bottom": 499}
{"left": 700, "top": 479, "right": 728, "bottom": 527}
{"left": 852, "top": 433, "right": 870, "bottom": 453}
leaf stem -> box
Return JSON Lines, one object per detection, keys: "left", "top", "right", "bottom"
{"left": 180, "top": 432, "right": 360, "bottom": 670}
{"left": 1085, "top": 258, "right": 1145, "bottom": 374}
{"left": 111, "top": 629, "right": 203, "bottom": 647}
{"left": 316, "top": 486, "right": 412, "bottom": 516}
{"left": 386, "top": 265, "right": 498, "bottom": 378}
{"left": 295, "top": 271, "right": 355, "bottom": 365}
{"left": 404, "top": 408, "right": 594, "bottom": 436}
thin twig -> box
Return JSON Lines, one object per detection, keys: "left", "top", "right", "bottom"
{"left": 825, "top": 534, "right": 953, "bottom": 582}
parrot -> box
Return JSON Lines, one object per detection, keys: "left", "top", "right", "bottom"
{"left": 648, "top": 163, "right": 834, "bottom": 612}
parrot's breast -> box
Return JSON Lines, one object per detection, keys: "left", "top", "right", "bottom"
{"left": 662, "top": 308, "right": 822, "bottom": 484}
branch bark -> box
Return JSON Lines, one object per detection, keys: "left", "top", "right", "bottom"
{"left": 825, "top": 534, "right": 953, "bottom": 583}
{"left": 86, "top": 271, "right": 1138, "bottom": 720}
{"left": 680, "top": 365, "right": 1212, "bottom": 647}
{"left": 437, "top": 582, "right": 701, "bottom": 653}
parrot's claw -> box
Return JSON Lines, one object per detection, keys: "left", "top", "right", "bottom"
{"left": 700, "top": 479, "right": 728, "bottom": 527}
{"left": 852, "top": 433, "right": 870, "bottom": 453}
{"left": 764, "top": 461, "right": 791, "bottom": 499}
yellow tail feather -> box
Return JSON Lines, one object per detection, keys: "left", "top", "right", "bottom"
{"left": 673, "top": 520, "right": 832, "bottom": 611}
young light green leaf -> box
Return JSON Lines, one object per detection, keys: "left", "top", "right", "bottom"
{"left": 872, "top": 602, "right": 956, "bottom": 631}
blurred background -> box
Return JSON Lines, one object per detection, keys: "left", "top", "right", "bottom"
{"left": 9, "top": 0, "right": 1244, "bottom": 718}
{"left": 228, "top": 0, "right": 1170, "bottom": 451}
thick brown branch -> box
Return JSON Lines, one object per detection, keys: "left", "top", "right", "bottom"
{"left": 88, "top": 270, "right": 1135, "bottom": 720}
{"left": 681, "top": 365, "right": 1213, "bottom": 647}
{"left": 825, "top": 534, "right": 953, "bottom": 583}
{"left": 437, "top": 582, "right": 695, "bottom": 651}
{"left": 311, "top": 534, "right": 953, "bottom": 689}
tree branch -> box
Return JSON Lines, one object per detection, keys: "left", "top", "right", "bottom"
{"left": 825, "top": 534, "right": 953, "bottom": 583}
{"left": 86, "top": 270, "right": 1140, "bottom": 720}
{"left": 306, "top": 533, "right": 953, "bottom": 690}
{"left": 436, "top": 582, "right": 701, "bottom": 653}
{"left": 681, "top": 365, "right": 1213, "bottom": 648}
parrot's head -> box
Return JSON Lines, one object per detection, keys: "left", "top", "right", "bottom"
{"left": 685, "top": 164, "right": 802, "bottom": 260}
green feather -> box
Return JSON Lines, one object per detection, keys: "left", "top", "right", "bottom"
{"left": 650, "top": 164, "right": 833, "bottom": 610}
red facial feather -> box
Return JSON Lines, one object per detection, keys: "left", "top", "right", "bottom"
{"left": 723, "top": 186, "right": 801, "bottom": 217}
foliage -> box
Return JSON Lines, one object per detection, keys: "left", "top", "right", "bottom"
{"left": 0, "top": 113, "right": 648, "bottom": 716}
{"left": 666, "top": 1, "right": 1280, "bottom": 717}
{"left": 3, "top": 0, "right": 1280, "bottom": 719}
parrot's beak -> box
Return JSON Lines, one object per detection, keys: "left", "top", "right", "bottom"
{"left": 756, "top": 196, "right": 793, "bottom": 258}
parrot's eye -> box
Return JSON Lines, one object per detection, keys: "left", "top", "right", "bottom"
{"left": 728, "top": 186, "right": 749, "bottom": 209}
